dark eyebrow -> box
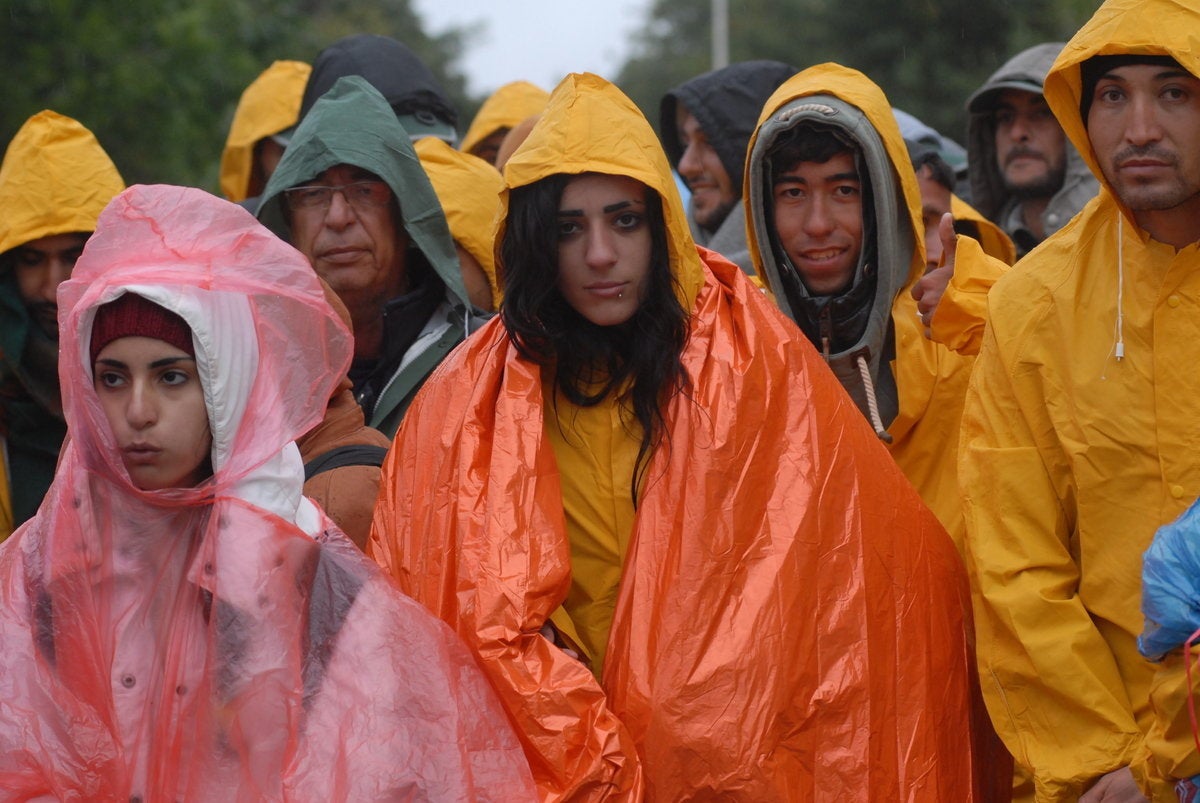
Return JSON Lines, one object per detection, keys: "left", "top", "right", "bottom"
{"left": 603, "top": 200, "right": 638, "bottom": 214}
{"left": 1100, "top": 68, "right": 1194, "bottom": 84}
{"left": 150, "top": 356, "right": 194, "bottom": 369}
{"left": 557, "top": 208, "right": 583, "bottom": 217}
{"left": 95, "top": 356, "right": 194, "bottom": 370}
{"left": 776, "top": 170, "right": 859, "bottom": 184}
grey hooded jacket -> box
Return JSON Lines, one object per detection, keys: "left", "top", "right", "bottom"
{"left": 966, "top": 42, "right": 1098, "bottom": 257}
{"left": 258, "top": 76, "right": 484, "bottom": 438}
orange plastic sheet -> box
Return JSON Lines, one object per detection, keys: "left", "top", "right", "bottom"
{"left": 372, "top": 247, "right": 988, "bottom": 799}
{"left": 0, "top": 184, "right": 533, "bottom": 801}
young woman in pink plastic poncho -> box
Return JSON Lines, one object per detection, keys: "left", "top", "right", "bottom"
{"left": 0, "top": 184, "right": 534, "bottom": 802}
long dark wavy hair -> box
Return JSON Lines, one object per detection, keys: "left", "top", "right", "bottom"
{"left": 500, "top": 172, "right": 691, "bottom": 504}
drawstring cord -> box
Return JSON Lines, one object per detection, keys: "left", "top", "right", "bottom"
{"left": 1115, "top": 215, "right": 1126, "bottom": 361}
{"left": 823, "top": 336, "right": 893, "bottom": 444}
{"left": 855, "top": 353, "right": 893, "bottom": 444}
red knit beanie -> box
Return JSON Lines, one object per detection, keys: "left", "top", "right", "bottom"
{"left": 90, "top": 293, "right": 195, "bottom": 363}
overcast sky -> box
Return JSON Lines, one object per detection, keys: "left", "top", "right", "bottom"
{"left": 412, "top": 0, "right": 652, "bottom": 97}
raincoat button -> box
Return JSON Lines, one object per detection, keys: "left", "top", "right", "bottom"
{"left": 130, "top": 796, "right": 143, "bottom": 803}
{"left": 1168, "top": 295, "right": 1181, "bottom": 308}
{"left": 121, "top": 674, "right": 136, "bottom": 688}
{"left": 1171, "top": 485, "right": 1185, "bottom": 499}
{"left": 204, "top": 562, "right": 214, "bottom": 574}
{"left": 176, "top": 684, "right": 187, "bottom": 695}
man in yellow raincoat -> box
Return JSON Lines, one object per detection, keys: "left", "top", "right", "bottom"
{"left": 371, "top": 72, "right": 988, "bottom": 801}
{"left": 959, "top": 0, "right": 1200, "bottom": 798}
{"left": 0, "top": 111, "right": 124, "bottom": 541}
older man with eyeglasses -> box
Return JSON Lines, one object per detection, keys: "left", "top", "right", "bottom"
{"left": 258, "top": 76, "right": 484, "bottom": 438}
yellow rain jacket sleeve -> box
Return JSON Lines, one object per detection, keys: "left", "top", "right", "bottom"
{"left": 459, "top": 80, "right": 550, "bottom": 157}
{"left": 0, "top": 111, "right": 124, "bottom": 257}
{"left": 218, "top": 60, "right": 310, "bottom": 202}
{"left": 960, "top": 0, "right": 1200, "bottom": 796}
{"left": 928, "top": 195, "right": 1014, "bottom": 357}
{"left": 746, "top": 65, "right": 982, "bottom": 550}
{"left": 373, "top": 72, "right": 986, "bottom": 801}
{"left": 414, "top": 137, "right": 505, "bottom": 308}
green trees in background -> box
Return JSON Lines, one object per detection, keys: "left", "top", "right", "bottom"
{"left": 1, "top": 0, "right": 473, "bottom": 189}
{"left": 616, "top": 0, "right": 1103, "bottom": 145}
{"left": 2, "top": 0, "right": 1105, "bottom": 189}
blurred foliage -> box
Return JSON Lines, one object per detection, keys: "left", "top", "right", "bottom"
{"left": 616, "top": 0, "right": 1104, "bottom": 145}
{"left": 1, "top": 0, "right": 1107, "bottom": 189}
{"left": 0, "top": 0, "right": 476, "bottom": 189}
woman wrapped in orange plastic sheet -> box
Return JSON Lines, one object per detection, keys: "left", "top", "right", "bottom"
{"left": 0, "top": 184, "right": 535, "bottom": 801}
{"left": 370, "top": 73, "right": 987, "bottom": 801}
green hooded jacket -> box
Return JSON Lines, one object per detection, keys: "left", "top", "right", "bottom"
{"left": 258, "top": 76, "right": 479, "bottom": 438}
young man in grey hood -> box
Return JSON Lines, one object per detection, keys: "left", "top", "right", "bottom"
{"left": 966, "top": 42, "right": 1098, "bottom": 258}
{"left": 743, "top": 63, "right": 998, "bottom": 552}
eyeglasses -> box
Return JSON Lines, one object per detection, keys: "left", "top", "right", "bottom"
{"left": 283, "top": 180, "right": 392, "bottom": 212}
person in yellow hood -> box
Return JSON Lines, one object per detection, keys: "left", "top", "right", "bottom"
{"left": 959, "top": 0, "right": 1200, "bottom": 798}
{"left": 0, "top": 110, "right": 124, "bottom": 541}
{"left": 414, "top": 137, "right": 504, "bottom": 311}
{"left": 744, "top": 64, "right": 1000, "bottom": 551}
{"left": 218, "top": 60, "right": 311, "bottom": 205}
{"left": 371, "top": 72, "right": 988, "bottom": 801}
{"left": 459, "top": 80, "right": 549, "bottom": 166}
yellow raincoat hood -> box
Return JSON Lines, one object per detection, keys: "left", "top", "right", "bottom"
{"left": 501, "top": 72, "right": 704, "bottom": 310}
{"left": 0, "top": 111, "right": 124, "bottom": 256}
{"left": 414, "top": 137, "right": 505, "bottom": 308}
{"left": 746, "top": 63, "right": 925, "bottom": 307}
{"left": 218, "top": 60, "right": 310, "bottom": 202}
{"left": 459, "top": 80, "right": 549, "bottom": 156}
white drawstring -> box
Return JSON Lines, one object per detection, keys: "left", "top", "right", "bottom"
{"left": 1115, "top": 215, "right": 1126, "bottom": 361}
{"left": 855, "top": 353, "right": 893, "bottom": 444}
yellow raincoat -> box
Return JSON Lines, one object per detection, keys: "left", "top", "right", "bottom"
{"left": 413, "top": 137, "right": 505, "bottom": 308}
{"left": 218, "top": 60, "right": 310, "bottom": 202}
{"left": 459, "top": 80, "right": 550, "bottom": 158}
{"left": 372, "top": 72, "right": 985, "bottom": 801}
{"left": 746, "top": 65, "right": 981, "bottom": 550}
{"left": 959, "top": 0, "right": 1200, "bottom": 796}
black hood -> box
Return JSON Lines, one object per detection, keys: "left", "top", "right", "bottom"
{"left": 660, "top": 60, "right": 797, "bottom": 192}
{"left": 300, "top": 34, "right": 458, "bottom": 128}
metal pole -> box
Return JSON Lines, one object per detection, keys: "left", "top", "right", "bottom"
{"left": 712, "top": 0, "right": 729, "bottom": 70}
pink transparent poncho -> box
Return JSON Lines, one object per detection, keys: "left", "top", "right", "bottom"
{"left": 0, "top": 185, "right": 534, "bottom": 801}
